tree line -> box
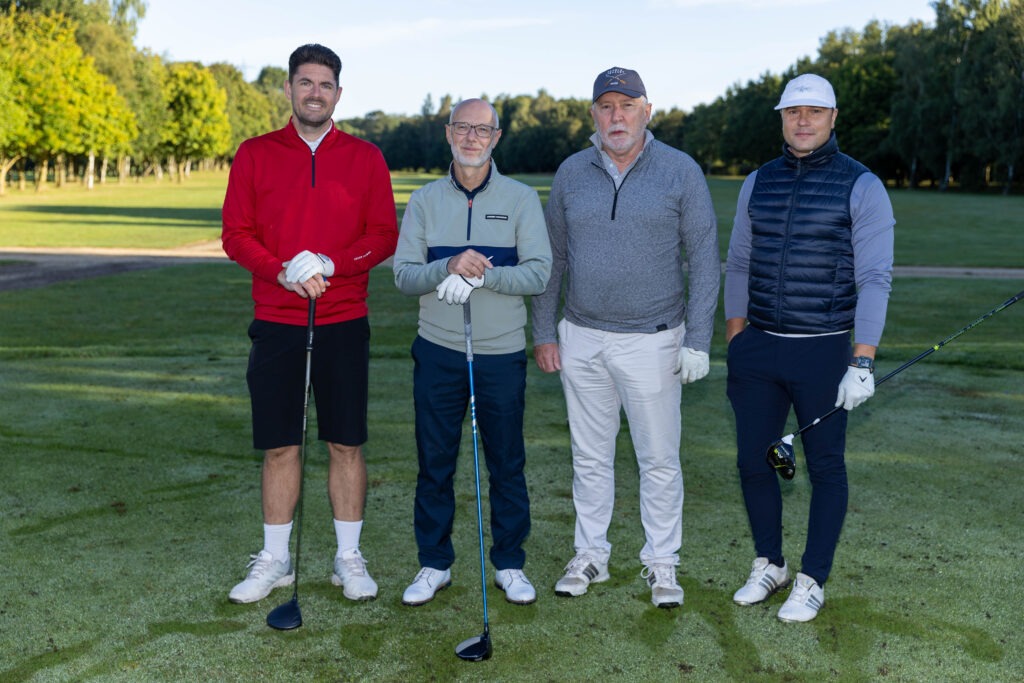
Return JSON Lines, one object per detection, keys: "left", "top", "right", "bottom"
{"left": 345, "top": 0, "right": 1024, "bottom": 193}
{"left": 2, "top": 0, "right": 1023, "bottom": 196}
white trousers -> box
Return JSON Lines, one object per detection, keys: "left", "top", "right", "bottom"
{"left": 558, "top": 319, "right": 684, "bottom": 566}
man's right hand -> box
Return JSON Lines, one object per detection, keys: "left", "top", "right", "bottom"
{"left": 277, "top": 269, "right": 328, "bottom": 298}
{"left": 534, "top": 343, "right": 561, "bottom": 373}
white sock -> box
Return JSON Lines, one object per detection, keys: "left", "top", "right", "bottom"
{"left": 263, "top": 522, "right": 293, "bottom": 562}
{"left": 334, "top": 519, "right": 363, "bottom": 557}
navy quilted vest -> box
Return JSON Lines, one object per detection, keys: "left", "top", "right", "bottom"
{"left": 746, "top": 133, "right": 867, "bottom": 334}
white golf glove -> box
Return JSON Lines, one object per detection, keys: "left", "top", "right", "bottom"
{"left": 284, "top": 250, "right": 334, "bottom": 283}
{"left": 674, "top": 347, "right": 709, "bottom": 384}
{"left": 835, "top": 366, "right": 875, "bottom": 411}
{"left": 436, "top": 273, "right": 483, "bottom": 305}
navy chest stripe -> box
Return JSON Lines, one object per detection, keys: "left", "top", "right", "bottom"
{"left": 427, "top": 245, "right": 519, "bottom": 267}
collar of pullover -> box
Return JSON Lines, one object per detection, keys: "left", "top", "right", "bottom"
{"left": 783, "top": 130, "right": 839, "bottom": 168}
{"left": 448, "top": 161, "right": 494, "bottom": 199}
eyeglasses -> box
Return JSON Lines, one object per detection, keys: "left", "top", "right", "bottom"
{"left": 448, "top": 121, "right": 498, "bottom": 139}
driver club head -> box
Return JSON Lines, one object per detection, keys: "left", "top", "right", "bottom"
{"left": 455, "top": 632, "right": 492, "bottom": 662}
{"left": 266, "top": 597, "right": 303, "bottom": 631}
{"left": 766, "top": 438, "right": 796, "bottom": 480}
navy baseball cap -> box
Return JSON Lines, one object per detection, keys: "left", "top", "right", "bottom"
{"left": 593, "top": 67, "right": 647, "bottom": 101}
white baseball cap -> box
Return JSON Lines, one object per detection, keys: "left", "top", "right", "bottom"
{"left": 774, "top": 74, "right": 836, "bottom": 110}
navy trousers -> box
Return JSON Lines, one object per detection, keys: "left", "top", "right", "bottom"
{"left": 411, "top": 336, "right": 530, "bottom": 571}
{"left": 726, "top": 327, "right": 850, "bottom": 586}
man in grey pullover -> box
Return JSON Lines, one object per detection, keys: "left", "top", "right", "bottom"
{"left": 532, "top": 67, "right": 720, "bottom": 608}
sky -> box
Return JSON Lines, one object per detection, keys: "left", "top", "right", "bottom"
{"left": 134, "top": 0, "right": 938, "bottom": 119}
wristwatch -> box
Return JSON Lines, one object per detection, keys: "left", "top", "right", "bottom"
{"left": 850, "top": 356, "right": 875, "bottom": 373}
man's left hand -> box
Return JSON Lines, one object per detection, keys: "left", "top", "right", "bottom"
{"left": 284, "top": 250, "right": 335, "bottom": 283}
{"left": 674, "top": 347, "right": 709, "bottom": 384}
{"left": 436, "top": 273, "right": 483, "bottom": 305}
{"left": 835, "top": 366, "right": 875, "bottom": 410}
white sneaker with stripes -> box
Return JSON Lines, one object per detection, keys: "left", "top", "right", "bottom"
{"left": 777, "top": 572, "right": 824, "bottom": 622}
{"left": 554, "top": 553, "right": 610, "bottom": 597}
{"left": 733, "top": 557, "right": 790, "bottom": 605}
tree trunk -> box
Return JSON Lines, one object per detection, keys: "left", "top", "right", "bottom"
{"left": 0, "top": 155, "right": 20, "bottom": 196}
{"left": 86, "top": 151, "right": 96, "bottom": 190}
{"left": 35, "top": 157, "right": 49, "bottom": 191}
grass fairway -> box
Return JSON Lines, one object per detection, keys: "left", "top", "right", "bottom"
{"left": 3, "top": 170, "right": 1023, "bottom": 268}
{"left": 0, "top": 171, "right": 1022, "bottom": 681}
{"left": 1, "top": 269, "right": 1022, "bottom": 681}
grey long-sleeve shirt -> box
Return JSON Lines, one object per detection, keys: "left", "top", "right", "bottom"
{"left": 532, "top": 134, "right": 720, "bottom": 353}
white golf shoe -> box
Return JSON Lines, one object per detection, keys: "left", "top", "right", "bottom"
{"left": 733, "top": 557, "right": 791, "bottom": 606}
{"left": 777, "top": 572, "right": 825, "bottom": 622}
{"left": 228, "top": 550, "right": 294, "bottom": 604}
{"left": 642, "top": 564, "right": 684, "bottom": 608}
{"left": 331, "top": 548, "right": 378, "bottom": 601}
{"left": 494, "top": 568, "right": 537, "bottom": 604}
{"left": 554, "top": 553, "right": 610, "bottom": 597}
{"left": 402, "top": 567, "right": 451, "bottom": 606}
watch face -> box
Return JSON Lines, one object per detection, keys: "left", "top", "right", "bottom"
{"left": 852, "top": 356, "right": 874, "bottom": 370}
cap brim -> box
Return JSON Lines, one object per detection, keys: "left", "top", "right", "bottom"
{"left": 774, "top": 98, "right": 835, "bottom": 110}
{"left": 594, "top": 88, "right": 645, "bottom": 101}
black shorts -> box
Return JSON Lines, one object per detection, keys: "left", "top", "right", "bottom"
{"left": 246, "top": 316, "right": 369, "bottom": 450}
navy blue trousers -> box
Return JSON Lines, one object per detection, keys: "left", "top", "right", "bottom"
{"left": 726, "top": 327, "right": 851, "bottom": 586}
{"left": 411, "top": 336, "right": 530, "bottom": 571}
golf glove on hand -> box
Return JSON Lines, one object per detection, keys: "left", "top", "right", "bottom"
{"left": 285, "top": 250, "right": 334, "bottom": 283}
{"left": 674, "top": 347, "right": 709, "bottom": 384}
{"left": 835, "top": 366, "right": 874, "bottom": 411}
{"left": 436, "top": 273, "right": 483, "bottom": 305}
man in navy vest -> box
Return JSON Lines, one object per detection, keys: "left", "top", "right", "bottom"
{"left": 723, "top": 74, "right": 894, "bottom": 622}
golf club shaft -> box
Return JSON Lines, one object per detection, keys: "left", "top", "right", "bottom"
{"left": 292, "top": 298, "right": 316, "bottom": 593}
{"left": 463, "top": 303, "right": 490, "bottom": 630}
{"left": 786, "top": 288, "right": 1024, "bottom": 441}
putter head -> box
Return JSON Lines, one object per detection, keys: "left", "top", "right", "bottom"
{"left": 766, "top": 437, "right": 796, "bottom": 480}
{"left": 266, "top": 598, "right": 302, "bottom": 631}
{"left": 455, "top": 632, "right": 492, "bottom": 661}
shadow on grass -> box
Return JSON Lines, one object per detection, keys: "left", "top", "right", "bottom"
{"left": 0, "top": 638, "right": 99, "bottom": 683}
{"left": 19, "top": 205, "right": 220, "bottom": 225}
{"left": 681, "top": 579, "right": 1004, "bottom": 680}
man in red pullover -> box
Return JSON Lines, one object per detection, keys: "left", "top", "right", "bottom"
{"left": 222, "top": 44, "right": 398, "bottom": 604}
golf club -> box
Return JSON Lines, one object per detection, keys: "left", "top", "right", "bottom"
{"left": 267, "top": 297, "right": 316, "bottom": 630}
{"left": 454, "top": 300, "right": 493, "bottom": 662}
{"left": 767, "top": 288, "right": 1024, "bottom": 480}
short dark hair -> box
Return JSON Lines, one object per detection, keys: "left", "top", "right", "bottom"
{"left": 288, "top": 44, "right": 342, "bottom": 84}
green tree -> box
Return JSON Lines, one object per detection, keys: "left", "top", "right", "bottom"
{"left": 0, "top": 17, "right": 31, "bottom": 194}
{"left": 160, "top": 61, "right": 231, "bottom": 181}
{"left": 129, "top": 49, "right": 169, "bottom": 179}
{"left": 254, "top": 65, "right": 291, "bottom": 128}
{"left": 5, "top": 10, "right": 90, "bottom": 189}
{"left": 208, "top": 62, "right": 273, "bottom": 163}
{"left": 682, "top": 100, "right": 727, "bottom": 174}
{"left": 957, "top": 0, "right": 1024, "bottom": 191}
{"left": 719, "top": 72, "right": 784, "bottom": 171}
{"left": 886, "top": 21, "right": 945, "bottom": 186}
{"left": 814, "top": 22, "right": 900, "bottom": 175}
{"left": 77, "top": 64, "right": 137, "bottom": 188}
{"left": 931, "top": 0, "right": 1005, "bottom": 189}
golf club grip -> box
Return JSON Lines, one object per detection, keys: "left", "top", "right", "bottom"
{"left": 876, "top": 289, "right": 1023, "bottom": 387}
{"left": 463, "top": 302, "right": 473, "bottom": 362}
{"left": 306, "top": 298, "right": 316, "bottom": 351}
